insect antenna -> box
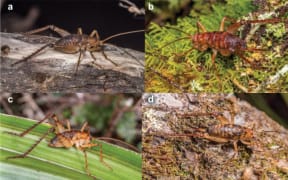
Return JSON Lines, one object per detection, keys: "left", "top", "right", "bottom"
{"left": 163, "top": 26, "right": 192, "bottom": 36}
{"left": 102, "top": 30, "right": 144, "bottom": 43}
{"left": 147, "top": 67, "right": 185, "bottom": 92}
{"left": 151, "top": 131, "right": 204, "bottom": 138}
{"left": 157, "top": 37, "right": 190, "bottom": 51}
{"left": 94, "top": 137, "right": 140, "bottom": 153}
{"left": 152, "top": 26, "right": 192, "bottom": 51}
{"left": 245, "top": 47, "right": 269, "bottom": 52}
{"left": 166, "top": 133, "right": 202, "bottom": 138}
{"left": 242, "top": 18, "right": 286, "bottom": 25}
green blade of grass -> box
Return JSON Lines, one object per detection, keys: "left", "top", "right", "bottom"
{"left": 0, "top": 113, "right": 142, "bottom": 180}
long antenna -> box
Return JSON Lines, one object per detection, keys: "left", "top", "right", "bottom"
{"left": 95, "top": 137, "right": 140, "bottom": 153}
{"left": 164, "top": 26, "right": 192, "bottom": 36}
{"left": 102, "top": 30, "right": 144, "bottom": 43}
{"left": 157, "top": 37, "right": 190, "bottom": 50}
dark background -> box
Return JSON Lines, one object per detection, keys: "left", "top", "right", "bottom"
{"left": 1, "top": 0, "right": 144, "bottom": 51}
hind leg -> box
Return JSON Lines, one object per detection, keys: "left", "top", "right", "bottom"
{"left": 24, "top": 25, "right": 70, "bottom": 37}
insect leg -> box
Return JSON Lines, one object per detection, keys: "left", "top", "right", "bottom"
{"left": 214, "top": 114, "right": 230, "bottom": 125}
{"left": 51, "top": 114, "right": 66, "bottom": 133}
{"left": 82, "top": 143, "right": 113, "bottom": 170}
{"left": 83, "top": 150, "right": 97, "bottom": 179}
{"left": 101, "top": 48, "right": 118, "bottom": 66}
{"left": 236, "top": 53, "right": 255, "bottom": 66}
{"left": 24, "top": 25, "right": 70, "bottom": 37}
{"left": 116, "top": 47, "right": 144, "bottom": 66}
{"left": 89, "top": 52, "right": 103, "bottom": 69}
{"left": 80, "top": 122, "right": 88, "bottom": 132}
{"left": 233, "top": 141, "right": 239, "bottom": 157}
{"left": 66, "top": 120, "right": 71, "bottom": 131}
{"left": 77, "top": 28, "right": 83, "bottom": 35}
{"left": 11, "top": 43, "right": 53, "bottom": 66}
{"left": 226, "top": 18, "right": 284, "bottom": 34}
{"left": 75, "top": 50, "right": 84, "bottom": 74}
{"left": 7, "top": 127, "right": 54, "bottom": 159}
{"left": 97, "top": 143, "right": 112, "bottom": 170}
{"left": 5, "top": 113, "right": 53, "bottom": 137}
{"left": 211, "top": 49, "right": 218, "bottom": 69}
{"left": 196, "top": 21, "right": 207, "bottom": 32}
{"left": 219, "top": 17, "right": 227, "bottom": 31}
{"left": 89, "top": 30, "right": 100, "bottom": 40}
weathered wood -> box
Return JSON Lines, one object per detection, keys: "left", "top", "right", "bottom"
{"left": 0, "top": 32, "right": 144, "bottom": 92}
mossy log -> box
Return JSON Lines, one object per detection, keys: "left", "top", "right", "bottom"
{"left": 142, "top": 94, "right": 288, "bottom": 179}
{"left": 0, "top": 32, "right": 144, "bottom": 93}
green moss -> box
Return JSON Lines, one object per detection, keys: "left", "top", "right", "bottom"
{"left": 145, "top": 0, "right": 288, "bottom": 92}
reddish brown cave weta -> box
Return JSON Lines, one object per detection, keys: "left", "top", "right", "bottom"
{"left": 11, "top": 25, "right": 144, "bottom": 74}
{"left": 154, "top": 16, "right": 286, "bottom": 67}
{"left": 5, "top": 113, "right": 139, "bottom": 179}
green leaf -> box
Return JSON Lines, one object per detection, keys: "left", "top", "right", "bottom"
{"left": 0, "top": 114, "right": 141, "bottom": 180}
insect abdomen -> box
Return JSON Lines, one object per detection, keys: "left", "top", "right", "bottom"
{"left": 207, "top": 124, "right": 243, "bottom": 139}
{"left": 54, "top": 34, "right": 88, "bottom": 53}
{"left": 192, "top": 32, "right": 245, "bottom": 53}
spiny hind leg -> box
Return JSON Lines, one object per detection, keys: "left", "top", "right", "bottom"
{"left": 7, "top": 127, "right": 54, "bottom": 159}
{"left": 11, "top": 43, "right": 52, "bottom": 66}
{"left": 226, "top": 18, "right": 283, "bottom": 34}
{"left": 5, "top": 113, "right": 53, "bottom": 137}
{"left": 24, "top": 25, "right": 70, "bottom": 37}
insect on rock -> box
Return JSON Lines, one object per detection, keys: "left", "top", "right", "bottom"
{"left": 165, "top": 111, "right": 255, "bottom": 157}
{"left": 11, "top": 25, "right": 144, "bottom": 74}
{"left": 5, "top": 113, "right": 139, "bottom": 179}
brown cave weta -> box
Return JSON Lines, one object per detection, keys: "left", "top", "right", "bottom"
{"left": 11, "top": 25, "right": 144, "bottom": 74}
{"left": 168, "top": 112, "right": 255, "bottom": 157}
{"left": 5, "top": 113, "right": 139, "bottom": 179}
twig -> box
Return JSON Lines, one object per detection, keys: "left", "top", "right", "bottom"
{"left": 119, "top": 0, "right": 145, "bottom": 16}
{"left": 232, "top": 79, "right": 248, "bottom": 93}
